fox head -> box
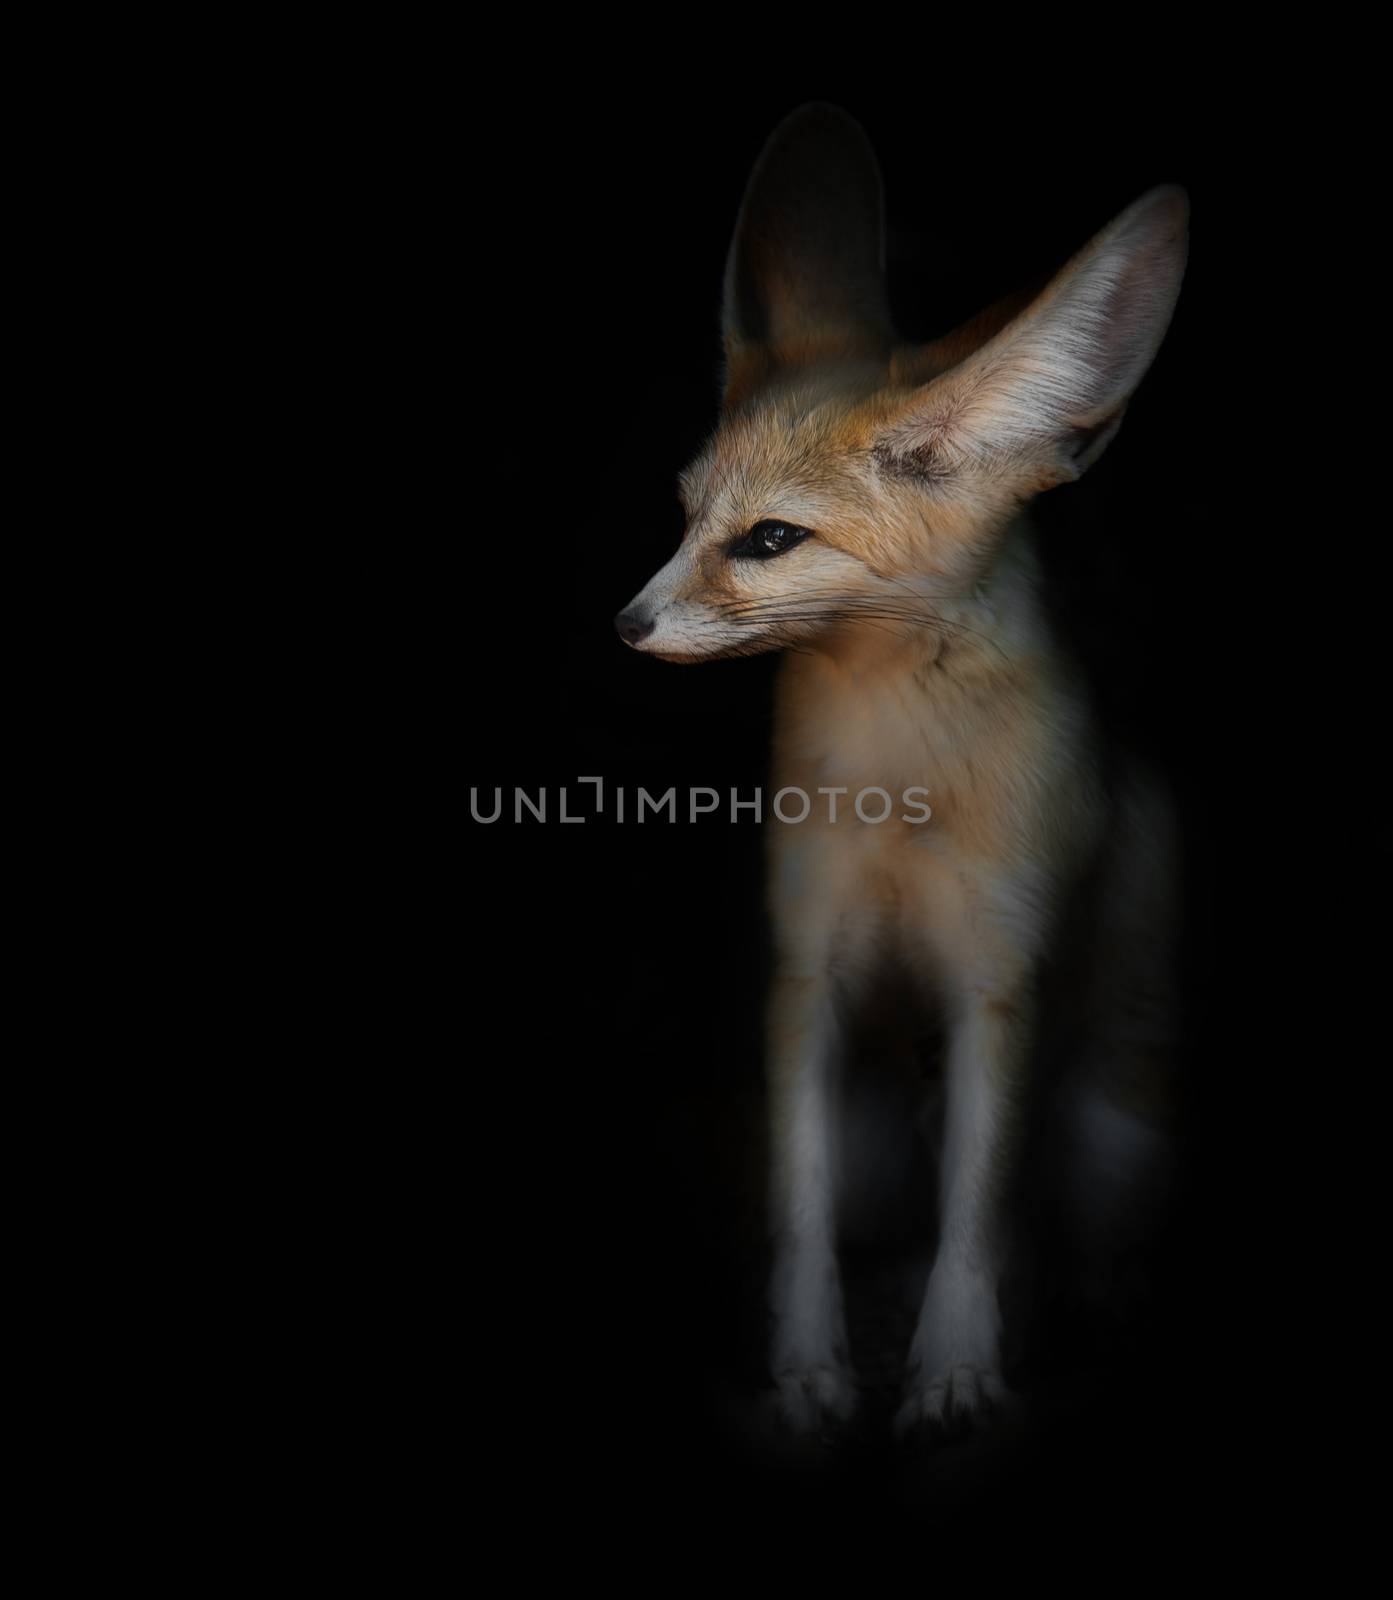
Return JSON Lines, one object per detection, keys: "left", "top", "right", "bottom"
{"left": 616, "top": 103, "right": 1187, "bottom": 664}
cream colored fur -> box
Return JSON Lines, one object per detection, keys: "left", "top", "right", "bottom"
{"left": 618, "top": 103, "right": 1187, "bottom": 1439}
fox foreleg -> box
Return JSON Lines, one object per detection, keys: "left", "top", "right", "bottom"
{"left": 895, "top": 984, "right": 1031, "bottom": 1438}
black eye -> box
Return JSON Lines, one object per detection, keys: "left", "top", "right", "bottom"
{"left": 731, "top": 520, "right": 813, "bottom": 560}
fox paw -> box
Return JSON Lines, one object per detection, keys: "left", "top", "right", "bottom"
{"left": 894, "top": 1363, "right": 1011, "bottom": 1441}
{"left": 773, "top": 1364, "right": 859, "bottom": 1436}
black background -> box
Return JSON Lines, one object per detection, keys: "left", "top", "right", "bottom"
{"left": 355, "top": 76, "right": 1357, "bottom": 1542}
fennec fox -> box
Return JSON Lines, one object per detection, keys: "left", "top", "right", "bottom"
{"left": 616, "top": 104, "right": 1187, "bottom": 1439}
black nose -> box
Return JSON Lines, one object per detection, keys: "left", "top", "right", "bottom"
{"left": 615, "top": 609, "right": 655, "bottom": 646}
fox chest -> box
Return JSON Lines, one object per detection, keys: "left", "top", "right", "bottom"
{"left": 768, "top": 675, "right": 1065, "bottom": 989}
{"left": 772, "top": 672, "right": 1034, "bottom": 861}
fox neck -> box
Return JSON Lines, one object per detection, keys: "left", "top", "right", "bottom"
{"left": 811, "top": 511, "right": 1052, "bottom": 688}
{"left": 770, "top": 511, "right": 1075, "bottom": 808}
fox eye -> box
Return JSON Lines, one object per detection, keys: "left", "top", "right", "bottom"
{"left": 731, "top": 520, "right": 813, "bottom": 560}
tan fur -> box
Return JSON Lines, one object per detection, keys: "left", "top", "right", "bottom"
{"left": 618, "top": 103, "right": 1188, "bottom": 1436}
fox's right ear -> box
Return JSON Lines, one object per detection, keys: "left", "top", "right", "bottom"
{"left": 721, "top": 103, "right": 894, "bottom": 406}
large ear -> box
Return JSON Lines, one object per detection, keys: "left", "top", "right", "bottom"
{"left": 877, "top": 185, "right": 1189, "bottom": 488}
{"left": 722, "top": 103, "right": 894, "bottom": 404}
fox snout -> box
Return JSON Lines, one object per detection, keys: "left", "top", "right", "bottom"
{"left": 614, "top": 607, "right": 655, "bottom": 646}
{"left": 613, "top": 552, "right": 710, "bottom": 660}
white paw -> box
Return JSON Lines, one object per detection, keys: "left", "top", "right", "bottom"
{"left": 773, "top": 1364, "right": 859, "bottom": 1435}
{"left": 894, "top": 1363, "right": 1011, "bottom": 1440}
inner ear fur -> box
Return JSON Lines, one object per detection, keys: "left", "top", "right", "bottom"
{"left": 878, "top": 185, "right": 1189, "bottom": 487}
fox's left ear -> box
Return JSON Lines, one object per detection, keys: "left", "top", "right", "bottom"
{"left": 878, "top": 186, "right": 1189, "bottom": 488}
{"left": 721, "top": 103, "right": 894, "bottom": 406}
